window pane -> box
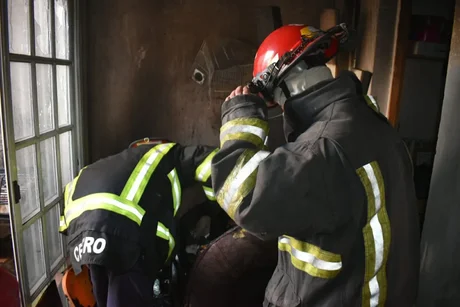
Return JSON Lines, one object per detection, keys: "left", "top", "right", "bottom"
{"left": 59, "top": 131, "right": 73, "bottom": 188}
{"left": 0, "top": 169, "right": 9, "bottom": 213}
{"left": 57, "top": 65, "right": 70, "bottom": 127}
{"left": 45, "top": 205, "right": 63, "bottom": 269}
{"left": 8, "top": 0, "right": 31, "bottom": 55}
{"left": 36, "top": 64, "right": 54, "bottom": 134}
{"left": 16, "top": 146, "right": 40, "bottom": 222}
{"left": 10, "top": 62, "right": 34, "bottom": 141}
{"left": 40, "top": 137, "right": 58, "bottom": 205}
{"left": 34, "top": 0, "right": 52, "bottom": 57}
{"left": 55, "top": 0, "right": 69, "bottom": 60}
{"left": 23, "top": 219, "right": 46, "bottom": 294}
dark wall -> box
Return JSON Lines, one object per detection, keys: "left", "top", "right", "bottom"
{"left": 86, "top": 0, "right": 333, "bottom": 162}
{"left": 417, "top": 2, "right": 460, "bottom": 306}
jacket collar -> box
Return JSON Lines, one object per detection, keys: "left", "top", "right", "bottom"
{"left": 282, "top": 71, "right": 363, "bottom": 141}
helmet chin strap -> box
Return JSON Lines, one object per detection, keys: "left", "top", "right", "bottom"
{"left": 274, "top": 64, "right": 334, "bottom": 107}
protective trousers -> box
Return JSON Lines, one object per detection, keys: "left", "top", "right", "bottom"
{"left": 89, "top": 260, "right": 155, "bottom": 307}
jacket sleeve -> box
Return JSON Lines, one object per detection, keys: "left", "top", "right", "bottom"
{"left": 211, "top": 94, "right": 341, "bottom": 240}
{"left": 176, "top": 145, "right": 219, "bottom": 202}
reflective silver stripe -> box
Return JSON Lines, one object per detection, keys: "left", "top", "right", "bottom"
{"left": 167, "top": 169, "right": 181, "bottom": 216}
{"left": 222, "top": 151, "right": 270, "bottom": 210}
{"left": 157, "top": 223, "right": 170, "bottom": 239}
{"left": 279, "top": 237, "right": 342, "bottom": 271}
{"left": 220, "top": 125, "right": 266, "bottom": 144}
{"left": 363, "top": 163, "right": 384, "bottom": 307}
{"left": 203, "top": 186, "right": 216, "bottom": 200}
{"left": 204, "top": 188, "right": 215, "bottom": 198}
{"left": 196, "top": 161, "right": 211, "bottom": 182}
{"left": 125, "top": 144, "right": 172, "bottom": 201}
{"left": 65, "top": 196, "right": 144, "bottom": 223}
{"left": 156, "top": 222, "right": 175, "bottom": 259}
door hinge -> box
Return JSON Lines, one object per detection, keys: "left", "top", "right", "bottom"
{"left": 12, "top": 180, "right": 20, "bottom": 204}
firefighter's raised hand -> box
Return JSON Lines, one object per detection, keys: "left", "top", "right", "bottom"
{"left": 225, "top": 85, "right": 250, "bottom": 102}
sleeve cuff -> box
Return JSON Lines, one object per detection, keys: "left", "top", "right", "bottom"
{"left": 222, "top": 94, "right": 268, "bottom": 124}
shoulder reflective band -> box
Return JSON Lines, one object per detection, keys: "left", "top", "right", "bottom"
{"left": 195, "top": 148, "right": 219, "bottom": 183}
{"left": 217, "top": 149, "right": 270, "bottom": 219}
{"left": 167, "top": 168, "right": 181, "bottom": 216}
{"left": 356, "top": 161, "right": 390, "bottom": 307}
{"left": 61, "top": 166, "right": 87, "bottom": 231}
{"left": 64, "top": 182, "right": 71, "bottom": 204}
{"left": 156, "top": 222, "right": 175, "bottom": 260}
{"left": 64, "top": 166, "right": 86, "bottom": 204}
{"left": 278, "top": 236, "right": 342, "bottom": 279}
{"left": 64, "top": 193, "right": 146, "bottom": 226}
{"left": 202, "top": 186, "right": 216, "bottom": 201}
{"left": 121, "top": 143, "right": 176, "bottom": 203}
{"left": 220, "top": 118, "right": 269, "bottom": 148}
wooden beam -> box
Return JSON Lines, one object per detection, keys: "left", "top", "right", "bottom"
{"left": 387, "top": 0, "right": 412, "bottom": 127}
{"left": 320, "top": 9, "right": 340, "bottom": 77}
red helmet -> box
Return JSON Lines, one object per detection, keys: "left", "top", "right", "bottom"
{"left": 247, "top": 23, "right": 348, "bottom": 103}
{"left": 253, "top": 24, "right": 340, "bottom": 78}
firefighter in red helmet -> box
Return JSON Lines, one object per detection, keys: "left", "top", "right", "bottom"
{"left": 212, "top": 24, "right": 420, "bottom": 306}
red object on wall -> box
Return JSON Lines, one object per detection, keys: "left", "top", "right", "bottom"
{"left": 0, "top": 266, "right": 20, "bottom": 307}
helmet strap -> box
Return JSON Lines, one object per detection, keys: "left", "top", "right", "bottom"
{"left": 279, "top": 81, "right": 292, "bottom": 99}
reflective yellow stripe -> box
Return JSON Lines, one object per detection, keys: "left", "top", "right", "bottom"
{"left": 221, "top": 118, "right": 269, "bottom": 134}
{"left": 64, "top": 193, "right": 146, "bottom": 226}
{"left": 121, "top": 143, "right": 176, "bottom": 203}
{"left": 59, "top": 215, "right": 67, "bottom": 232}
{"left": 356, "top": 161, "right": 391, "bottom": 307}
{"left": 62, "top": 167, "right": 87, "bottom": 230}
{"left": 220, "top": 132, "right": 266, "bottom": 148}
{"left": 65, "top": 166, "right": 86, "bottom": 203}
{"left": 156, "top": 222, "right": 175, "bottom": 260}
{"left": 364, "top": 95, "right": 380, "bottom": 112}
{"left": 220, "top": 118, "right": 269, "bottom": 148}
{"left": 217, "top": 149, "right": 270, "bottom": 219}
{"left": 195, "top": 149, "right": 218, "bottom": 183}
{"left": 278, "top": 236, "right": 342, "bottom": 279}
{"left": 167, "top": 168, "right": 181, "bottom": 216}
{"left": 64, "top": 182, "right": 71, "bottom": 204}
{"left": 202, "top": 186, "right": 216, "bottom": 201}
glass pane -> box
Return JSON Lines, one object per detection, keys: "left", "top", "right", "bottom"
{"left": 36, "top": 64, "right": 54, "bottom": 133}
{"left": 40, "top": 138, "right": 58, "bottom": 205}
{"left": 23, "top": 219, "right": 46, "bottom": 294}
{"left": 59, "top": 132, "right": 73, "bottom": 188}
{"left": 8, "top": 0, "right": 31, "bottom": 55}
{"left": 46, "top": 205, "right": 63, "bottom": 269}
{"left": 56, "top": 65, "right": 70, "bottom": 127}
{"left": 34, "top": 0, "right": 52, "bottom": 57}
{"left": 16, "top": 145, "right": 40, "bottom": 221}
{"left": 55, "top": 0, "right": 69, "bottom": 60}
{"left": 10, "top": 62, "right": 34, "bottom": 141}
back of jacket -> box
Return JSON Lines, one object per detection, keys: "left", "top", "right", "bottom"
{"left": 284, "top": 73, "right": 420, "bottom": 306}
{"left": 61, "top": 143, "right": 217, "bottom": 277}
{"left": 211, "top": 71, "right": 420, "bottom": 306}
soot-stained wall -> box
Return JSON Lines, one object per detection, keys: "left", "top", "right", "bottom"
{"left": 86, "top": 0, "right": 333, "bottom": 162}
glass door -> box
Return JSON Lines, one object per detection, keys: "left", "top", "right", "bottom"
{"left": 0, "top": 0, "right": 83, "bottom": 305}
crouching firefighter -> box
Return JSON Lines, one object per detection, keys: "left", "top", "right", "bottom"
{"left": 59, "top": 137, "right": 218, "bottom": 307}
